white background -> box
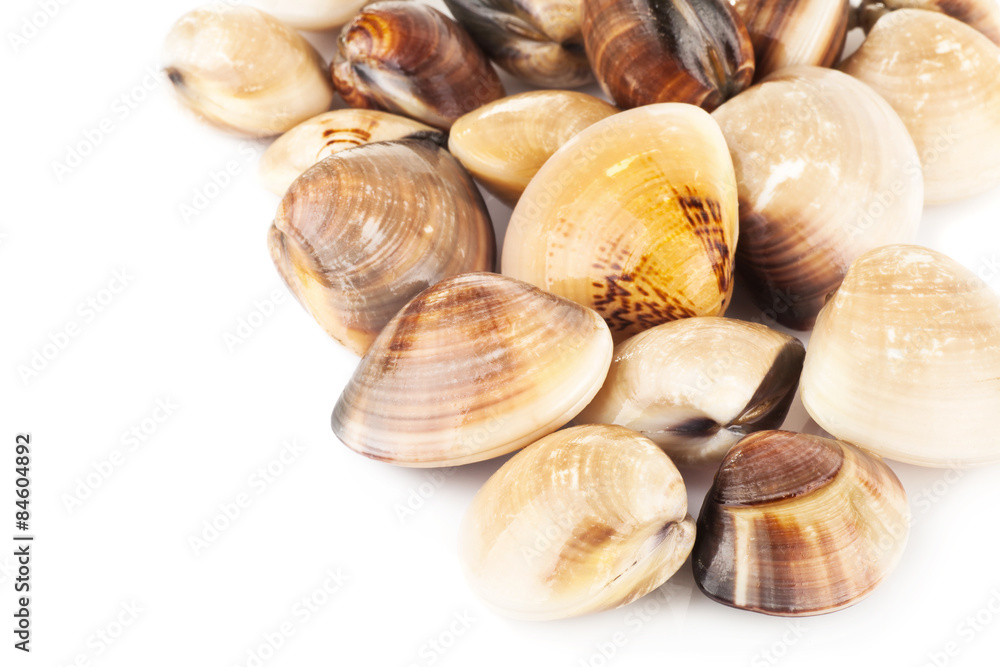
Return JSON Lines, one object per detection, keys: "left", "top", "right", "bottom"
{"left": 4, "top": 0, "right": 1000, "bottom": 665}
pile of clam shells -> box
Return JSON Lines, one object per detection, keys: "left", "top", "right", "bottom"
{"left": 163, "top": 0, "right": 1000, "bottom": 619}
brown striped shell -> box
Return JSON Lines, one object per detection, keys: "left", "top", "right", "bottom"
{"left": 331, "top": 1, "right": 505, "bottom": 129}
{"left": 693, "top": 430, "right": 909, "bottom": 616}
{"left": 448, "top": 91, "right": 617, "bottom": 207}
{"left": 712, "top": 66, "right": 923, "bottom": 330}
{"left": 268, "top": 138, "right": 496, "bottom": 356}
{"left": 576, "top": 317, "right": 805, "bottom": 465}
{"left": 460, "top": 424, "right": 696, "bottom": 619}
{"left": 729, "top": 0, "right": 849, "bottom": 80}
{"left": 858, "top": 0, "right": 1000, "bottom": 45}
{"left": 581, "top": 0, "right": 754, "bottom": 110}
{"left": 502, "top": 103, "right": 739, "bottom": 341}
{"left": 162, "top": 5, "right": 334, "bottom": 137}
{"left": 331, "top": 274, "right": 614, "bottom": 467}
{"left": 259, "top": 110, "right": 441, "bottom": 196}
{"left": 443, "top": 0, "right": 593, "bottom": 87}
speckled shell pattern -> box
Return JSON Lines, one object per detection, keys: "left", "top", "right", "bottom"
{"left": 331, "top": 273, "right": 614, "bottom": 467}
{"left": 268, "top": 138, "right": 496, "bottom": 356}
{"left": 460, "top": 424, "right": 696, "bottom": 620}
{"left": 502, "top": 103, "right": 739, "bottom": 341}
{"left": 693, "top": 430, "right": 910, "bottom": 616}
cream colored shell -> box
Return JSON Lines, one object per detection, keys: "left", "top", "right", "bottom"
{"left": 449, "top": 91, "right": 617, "bottom": 207}
{"left": 460, "top": 424, "right": 696, "bottom": 619}
{"left": 712, "top": 66, "right": 923, "bottom": 330}
{"left": 801, "top": 245, "right": 1000, "bottom": 467}
{"left": 840, "top": 9, "right": 1000, "bottom": 204}
{"left": 259, "top": 110, "right": 439, "bottom": 196}
{"left": 162, "top": 5, "right": 334, "bottom": 137}
{"left": 331, "top": 273, "right": 614, "bottom": 467}
{"left": 576, "top": 317, "right": 805, "bottom": 465}
{"left": 502, "top": 103, "right": 739, "bottom": 341}
{"left": 248, "top": 0, "right": 368, "bottom": 31}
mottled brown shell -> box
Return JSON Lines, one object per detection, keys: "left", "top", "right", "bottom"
{"left": 443, "top": 0, "right": 593, "bottom": 87}
{"left": 581, "top": 0, "right": 755, "bottom": 110}
{"left": 331, "top": 1, "right": 505, "bottom": 129}
{"left": 268, "top": 138, "right": 496, "bottom": 355}
{"left": 694, "top": 430, "right": 909, "bottom": 616}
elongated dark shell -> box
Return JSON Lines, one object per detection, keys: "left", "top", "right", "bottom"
{"left": 331, "top": 1, "right": 505, "bottom": 129}
{"left": 730, "top": 0, "right": 849, "bottom": 79}
{"left": 443, "top": 0, "right": 592, "bottom": 87}
{"left": 268, "top": 138, "right": 496, "bottom": 356}
{"left": 694, "top": 431, "right": 909, "bottom": 616}
{"left": 858, "top": 0, "right": 1000, "bottom": 45}
{"left": 331, "top": 273, "right": 614, "bottom": 467}
{"left": 581, "top": 0, "right": 754, "bottom": 110}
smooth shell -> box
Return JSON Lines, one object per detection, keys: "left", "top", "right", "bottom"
{"left": 840, "top": 9, "right": 1000, "bottom": 204}
{"left": 857, "top": 0, "right": 1000, "bottom": 45}
{"left": 268, "top": 138, "right": 496, "bottom": 356}
{"left": 694, "top": 430, "right": 909, "bottom": 616}
{"left": 259, "top": 110, "right": 441, "bottom": 196}
{"left": 443, "top": 0, "right": 592, "bottom": 87}
{"left": 712, "top": 66, "right": 923, "bottom": 329}
{"left": 729, "top": 0, "right": 849, "bottom": 79}
{"left": 248, "top": 0, "right": 369, "bottom": 31}
{"left": 331, "top": 273, "right": 614, "bottom": 467}
{"left": 162, "top": 5, "right": 334, "bottom": 137}
{"left": 801, "top": 245, "right": 1000, "bottom": 467}
{"left": 448, "top": 91, "right": 617, "bottom": 207}
{"left": 581, "top": 0, "right": 754, "bottom": 110}
{"left": 576, "top": 317, "right": 805, "bottom": 465}
{"left": 460, "top": 424, "right": 696, "bottom": 620}
{"left": 502, "top": 103, "right": 739, "bottom": 340}
{"left": 331, "top": 1, "right": 505, "bottom": 129}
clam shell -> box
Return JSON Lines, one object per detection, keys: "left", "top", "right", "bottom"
{"left": 259, "top": 110, "right": 441, "bottom": 196}
{"left": 576, "top": 317, "right": 805, "bottom": 465}
{"left": 840, "top": 9, "right": 1000, "bottom": 204}
{"left": 443, "top": 0, "right": 592, "bottom": 87}
{"left": 693, "top": 430, "right": 910, "bottom": 616}
{"left": 858, "top": 0, "right": 1000, "bottom": 46}
{"left": 268, "top": 138, "right": 496, "bottom": 356}
{"left": 801, "top": 245, "right": 1000, "bottom": 467}
{"left": 730, "top": 0, "right": 849, "bottom": 79}
{"left": 162, "top": 5, "right": 334, "bottom": 137}
{"left": 448, "top": 91, "right": 617, "bottom": 207}
{"left": 502, "top": 103, "right": 739, "bottom": 340}
{"left": 581, "top": 0, "right": 754, "bottom": 110}
{"left": 460, "top": 424, "right": 696, "bottom": 620}
{"left": 331, "top": 273, "right": 614, "bottom": 467}
{"left": 331, "top": 1, "right": 505, "bottom": 129}
{"left": 248, "top": 0, "right": 369, "bottom": 31}
{"left": 712, "top": 66, "right": 923, "bottom": 330}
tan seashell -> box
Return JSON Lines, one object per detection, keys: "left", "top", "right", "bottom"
{"left": 801, "top": 244, "right": 1000, "bottom": 467}
{"left": 502, "top": 103, "right": 739, "bottom": 341}
{"left": 729, "top": 0, "right": 849, "bottom": 80}
{"left": 460, "top": 424, "right": 696, "bottom": 620}
{"left": 694, "top": 430, "right": 909, "bottom": 616}
{"left": 576, "top": 317, "right": 804, "bottom": 465}
{"left": 582, "top": 0, "right": 754, "bottom": 110}
{"left": 162, "top": 5, "right": 334, "bottom": 137}
{"left": 712, "top": 66, "right": 923, "bottom": 330}
{"left": 857, "top": 0, "right": 1000, "bottom": 46}
{"left": 332, "top": 1, "right": 505, "bottom": 129}
{"left": 248, "top": 0, "right": 369, "bottom": 31}
{"left": 259, "top": 110, "right": 441, "bottom": 196}
{"left": 443, "top": 0, "right": 593, "bottom": 87}
{"left": 268, "top": 138, "right": 496, "bottom": 356}
{"left": 331, "top": 274, "right": 614, "bottom": 467}
{"left": 840, "top": 9, "right": 1000, "bottom": 204}
{"left": 448, "top": 91, "right": 617, "bottom": 207}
